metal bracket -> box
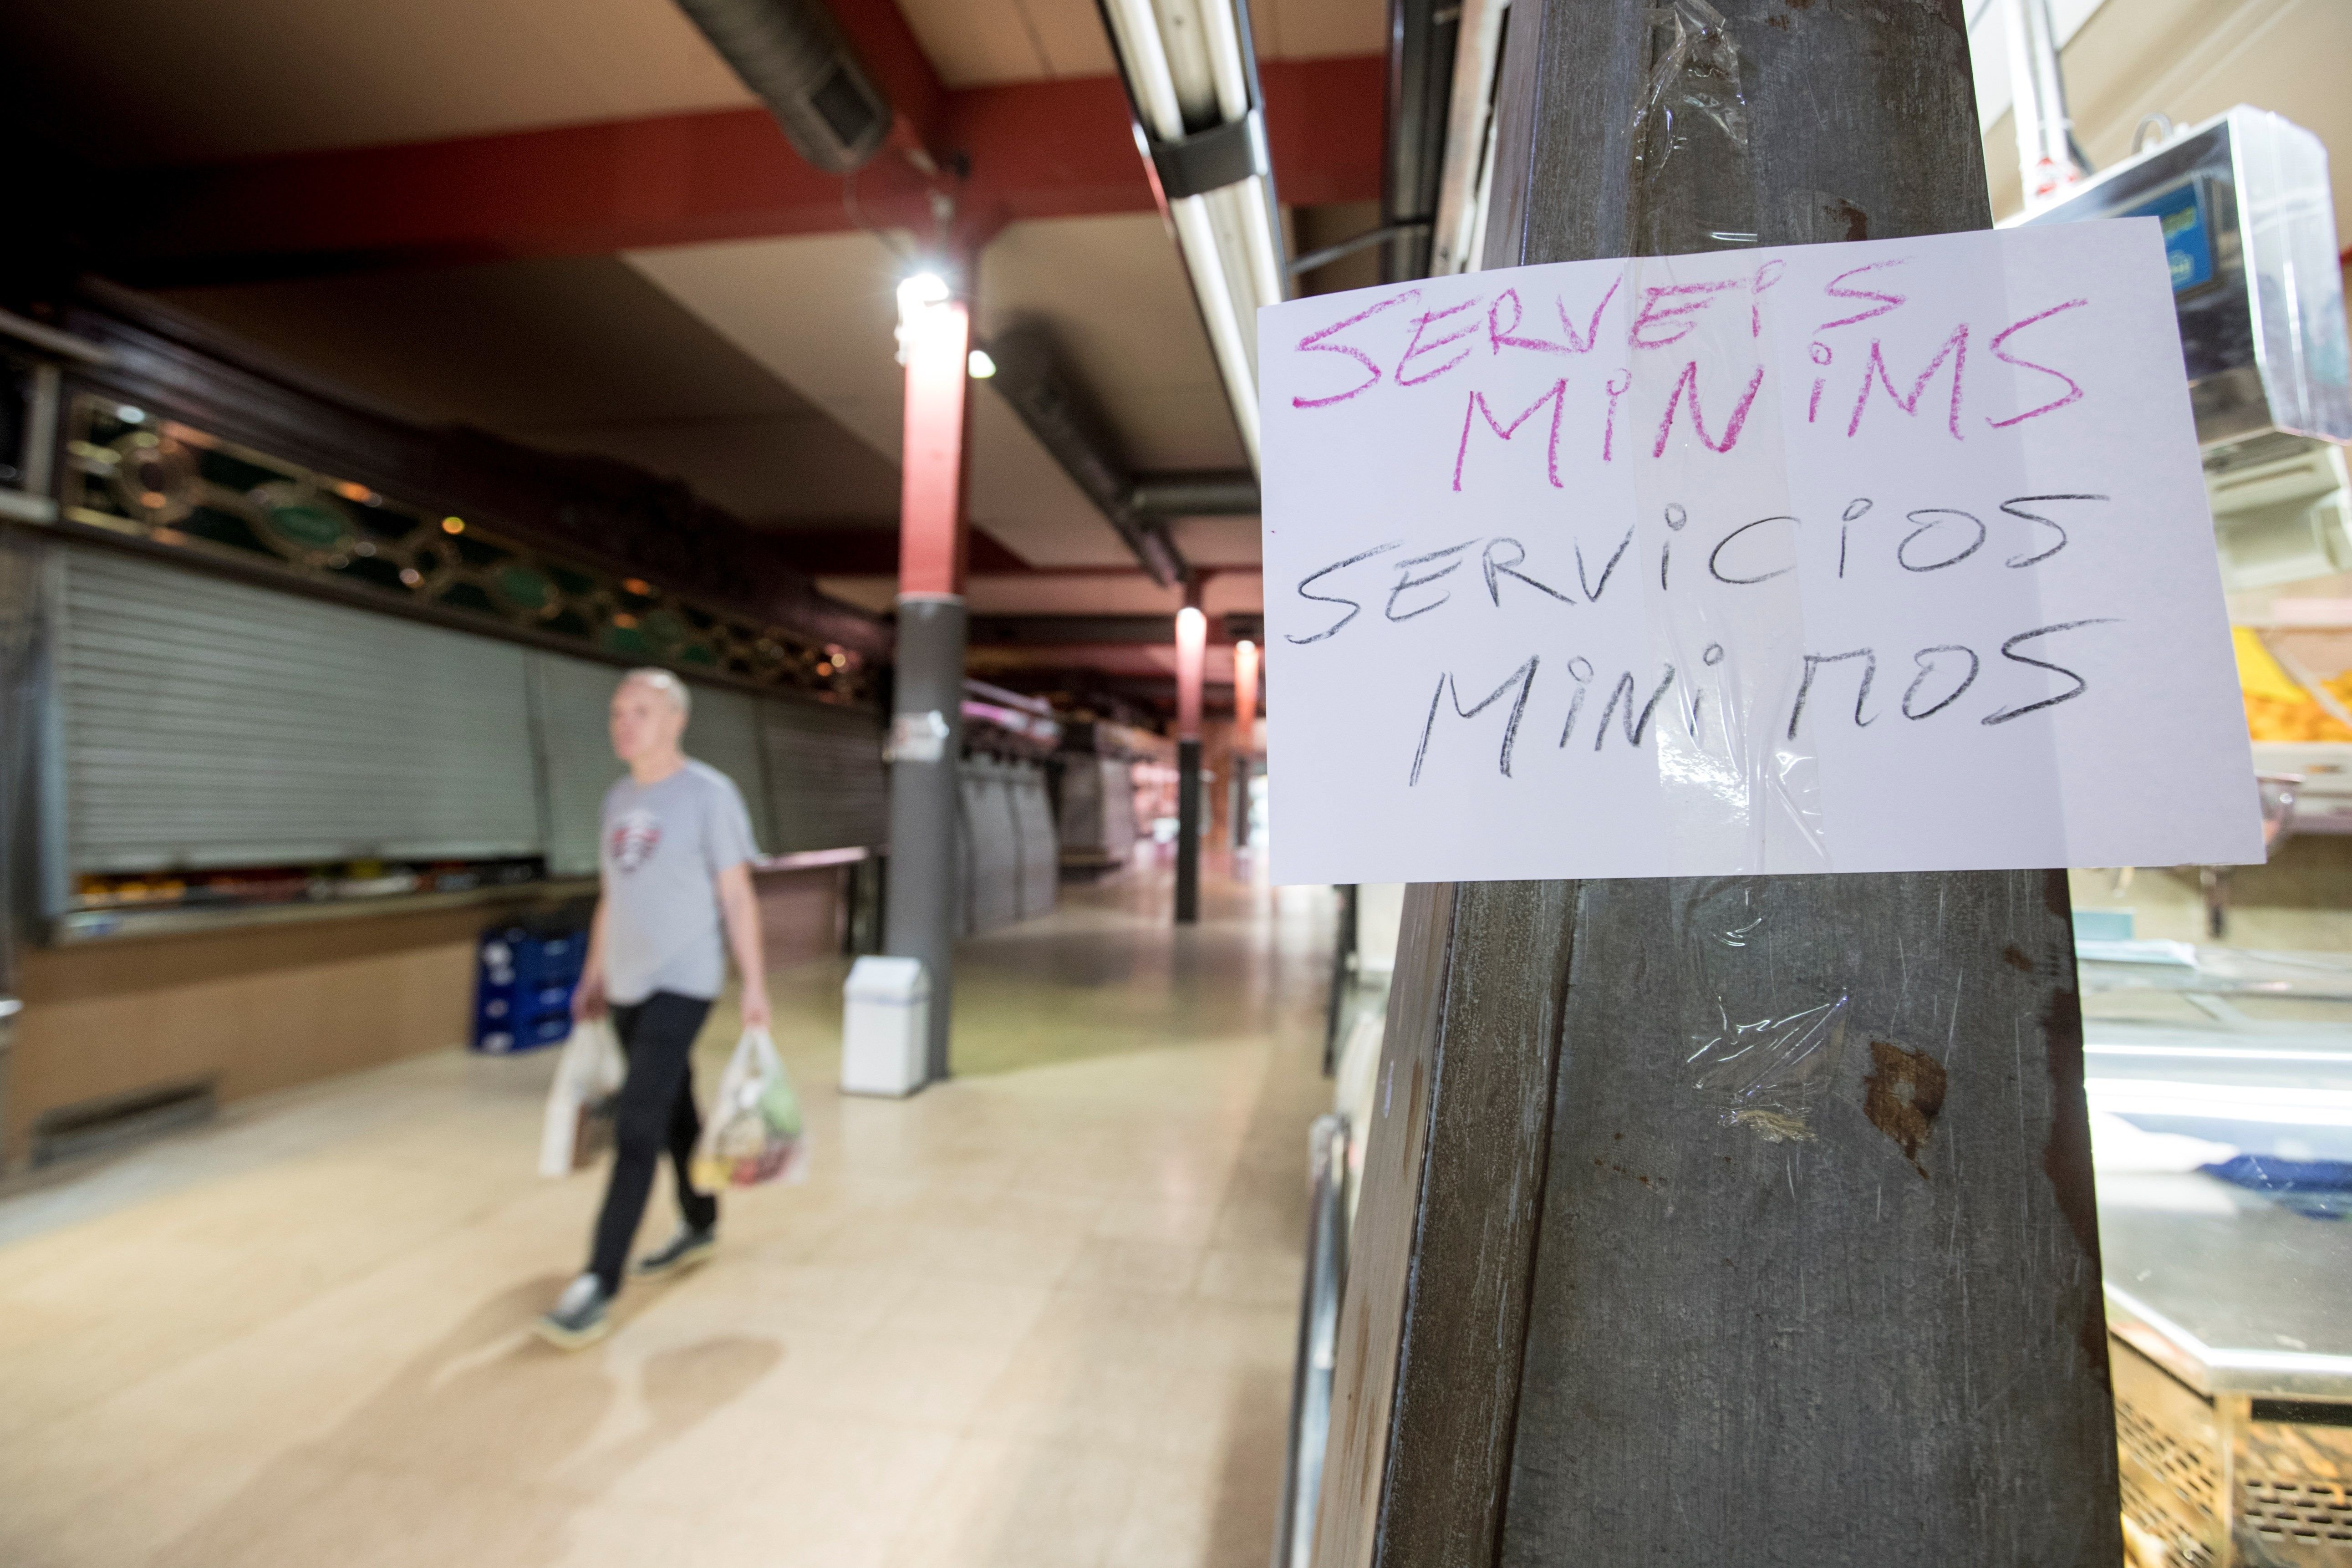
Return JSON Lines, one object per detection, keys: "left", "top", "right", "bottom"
{"left": 1288, "top": 219, "right": 1434, "bottom": 277}
{"left": 1146, "top": 112, "right": 1270, "bottom": 200}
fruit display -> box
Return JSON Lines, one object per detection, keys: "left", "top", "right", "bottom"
{"left": 2235, "top": 626, "right": 2352, "bottom": 743}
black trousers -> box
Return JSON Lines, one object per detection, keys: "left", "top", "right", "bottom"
{"left": 588, "top": 991, "right": 718, "bottom": 1293}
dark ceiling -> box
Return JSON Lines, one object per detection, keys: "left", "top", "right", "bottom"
{"left": 161, "top": 256, "right": 906, "bottom": 528}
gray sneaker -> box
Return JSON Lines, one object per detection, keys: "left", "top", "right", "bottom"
{"left": 634, "top": 1225, "right": 717, "bottom": 1279}
{"left": 535, "top": 1273, "right": 611, "bottom": 1349}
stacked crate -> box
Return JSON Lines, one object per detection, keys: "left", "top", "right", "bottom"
{"left": 471, "top": 923, "right": 585, "bottom": 1053}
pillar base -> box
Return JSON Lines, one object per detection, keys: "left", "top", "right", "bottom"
{"left": 882, "top": 594, "right": 966, "bottom": 1084}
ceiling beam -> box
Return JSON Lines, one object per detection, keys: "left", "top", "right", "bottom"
{"left": 110, "top": 59, "right": 1382, "bottom": 287}
{"left": 764, "top": 523, "right": 1031, "bottom": 576}
{"left": 1261, "top": 56, "right": 1387, "bottom": 209}
{"left": 970, "top": 611, "right": 1263, "bottom": 647}
{"left": 972, "top": 615, "right": 1186, "bottom": 646}
{"left": 822, "top": 0, "right": 950, "bottom": 158}
{"left": 986, "top": 670, "right": 1250, "bottom": 713}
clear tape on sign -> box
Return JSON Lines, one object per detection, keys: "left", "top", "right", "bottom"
{"left": 1672, "top": 879, "right": 1853, "bottom": 1143}
{"left": 1628, "top": 0, "right": 1756, "bottom": 253}
{"left": 1628, "top": 244, "right": 1826, "bottom": 872}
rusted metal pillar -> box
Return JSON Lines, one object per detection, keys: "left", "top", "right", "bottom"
{"left": 1311, "top": 2, "right": 2120, "bottom": 1564}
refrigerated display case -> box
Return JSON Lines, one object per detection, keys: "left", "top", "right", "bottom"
{"left": 2082, "top": 940, "right": 2352, "bottom": 1567}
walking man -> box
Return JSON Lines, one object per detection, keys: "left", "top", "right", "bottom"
{"left": 539, "top": 667, "right": 769, "bottom": 1349}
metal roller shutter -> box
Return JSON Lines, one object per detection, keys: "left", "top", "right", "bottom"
{"left": 1055, "top": 759, "right": 1108, "bottom": 858}
{"left": 760, "top": 697, "right": 886, "bottom": 853}
{"left": 1103, "top": 759, "right": 1137, "bottom": 854}
{"left": 1010, "top": 764, "right": 1058, "bottom": 920}
{"left": 528, "top": 652, "right": 622, "bottom": 878}
{"left": 958, "top": 773, "right": 975, "bottom": 935}
{"left": 682, "top": 684, "right": 772, "bottom": 853}
{"left": 59, "top": 545, "right": 540, "bottom": 874}
{"left": 962, "top": 761, "right": 1021, "bottom": 933}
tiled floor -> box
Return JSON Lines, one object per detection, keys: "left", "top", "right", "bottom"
{"left": 0, "top": 858, "right": 1337, "bottom": 1568}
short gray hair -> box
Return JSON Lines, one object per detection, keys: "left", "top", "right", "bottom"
{"left": 618, "top": 667, "right": 691, "bottom": 720}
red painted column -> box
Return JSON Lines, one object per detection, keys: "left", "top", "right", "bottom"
{"left": 1230, "top": 636, "right": 1259, "bottom": 850}
{"left": 895, "top": 273, "right": 971, "bottom": 595}
{"left": 878, "top": 265, "right": 974, "bottom": 1084}
{"left": 1232, "top": 636, "right": 1258, "bottom": 744}
{"left": 1174, "top": 604, "right": 1207, "bottom": 740}
{"left": 1173, "top": 589, "right": 1207, "bottom": 924}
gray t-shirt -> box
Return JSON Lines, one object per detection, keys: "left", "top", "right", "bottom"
{"left": 599, "top": 759, "right": 760, "bottom": 1004}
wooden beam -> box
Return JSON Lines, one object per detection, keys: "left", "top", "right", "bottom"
{"left": 113, "top": 61, "right": 1384, "bottom": 286}
{"left": 1316, "top": 0, "right": 2122, "bottom": 1563}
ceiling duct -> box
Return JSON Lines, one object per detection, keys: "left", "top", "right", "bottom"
{"left": 673, "top": 0, "right": 892, "bottom": 173}
{"left": 985, "top": 322, "right": 1190, "bottom": 588}
{"left": 1130, "top": 471, "right": 1258, "bottom": 518}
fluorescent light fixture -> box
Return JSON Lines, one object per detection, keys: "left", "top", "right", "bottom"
{"left": 1101, "top": 0, "right": 1288, "bottom": 470}
{"left": 1429, "top": 0, "right": 1511, "bottom": 276}
{"left": 967, "top": 348, "right": 997, "bottom": 380}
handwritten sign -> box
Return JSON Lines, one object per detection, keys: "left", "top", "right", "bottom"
{"left": 1260, "top": 224, "right": 2263, "bottom": 884}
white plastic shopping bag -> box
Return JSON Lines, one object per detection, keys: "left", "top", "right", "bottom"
{"left": 538, "top": 1017, "right": 626, "bottom": 1177}
{"left": 691, "top": 1028, "right": 806, "bottom": 1189}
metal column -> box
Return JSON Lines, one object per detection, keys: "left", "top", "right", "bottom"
{"left": 1313, "top": 1, "right": 2119, "bottom": 1564}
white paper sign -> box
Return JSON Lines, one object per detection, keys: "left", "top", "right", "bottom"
{"left": 1259, "top": 223, "right": 2263, "bottom": 885}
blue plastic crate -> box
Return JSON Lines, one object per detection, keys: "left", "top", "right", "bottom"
{"left": 472, "top": 924, "right": 587, "bottom": 1053}
{"left": 519, "top": 1013, "right": 574, "bottom": 1049}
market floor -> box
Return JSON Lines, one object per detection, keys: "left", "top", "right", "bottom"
{"left": 0, "top": 855, "right": 1337, "bottom": 1568}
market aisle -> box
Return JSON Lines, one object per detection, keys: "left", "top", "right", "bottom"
{"left": 0, "top": 857, "right": 1336, "bottom": 1568}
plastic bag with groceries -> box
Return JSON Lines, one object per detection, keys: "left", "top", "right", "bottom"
{"left": 691, "top": 1027, "right": 806, "bottom": 1188}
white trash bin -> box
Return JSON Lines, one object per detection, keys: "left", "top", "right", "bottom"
{"left": 841, "top": 956, "right": 930, "bottom": 1097}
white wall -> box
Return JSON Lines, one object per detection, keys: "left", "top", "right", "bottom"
{"left": 1975, "top": 0, "right": 2352, "bottom": 242}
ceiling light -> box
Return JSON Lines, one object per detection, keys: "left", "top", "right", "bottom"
{"left": 895, "top": 270, "right": 963, "bottom": 367}
{"left": 1101, "top": 0, "right": 1289, "bottom": 470}
{"left": 967, "top": 348, "right": 997, "bottom": 380}
{"left": 896, "top": 271, "right": 952, "bottom": 324}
